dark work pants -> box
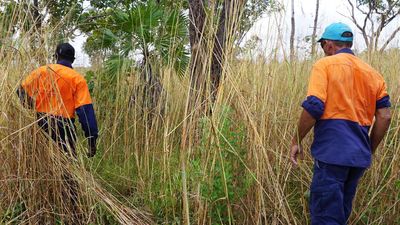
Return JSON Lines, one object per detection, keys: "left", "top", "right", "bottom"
{"left": 37, "top": 114, "right": 81, "bottom": 223}
{"left": 310, "top": 160, "right": 366, "bottom": 225}
{"left": 37, "top": 114, "right": 77, "bottom": 157}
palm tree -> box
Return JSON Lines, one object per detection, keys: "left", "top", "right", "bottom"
{"left": 86, "top": 0, "right": 189, "bottom": 115}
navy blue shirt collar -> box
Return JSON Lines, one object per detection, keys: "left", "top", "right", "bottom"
{"left": 57, "top": 59, "right": 73, "bottom": 68}
{"left": 335, "top": 48, "right": 354, "bottom": 55}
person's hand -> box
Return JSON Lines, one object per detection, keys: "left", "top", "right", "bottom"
{"left": 290, "top": 143, "right": 303, "bottom": 166}
{"left": 87, "top": 138, "right": 97, "bottom": 158}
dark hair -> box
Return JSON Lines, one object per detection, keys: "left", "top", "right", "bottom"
{"left": 332, "top": 41, "right": 353, "bottom": 48}
{"left": 55, "top": 43, "right": 75, "bottom": 62}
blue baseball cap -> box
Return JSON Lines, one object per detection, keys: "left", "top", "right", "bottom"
{"left": 318, "top": 22, "right": 353, "bottom": 42}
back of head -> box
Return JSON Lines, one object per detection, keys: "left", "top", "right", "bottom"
{"left": 318, "top": 22, "right": 354, "bottom": 48}
{"left": 55, "top": 43, "right": 75, "bottom": 62}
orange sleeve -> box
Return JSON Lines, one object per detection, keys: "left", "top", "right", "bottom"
{"left": 377, "top": 77, "right": 389, "bottom": 100}
{"left": 307, "top": 61, "right": 328, "bottom": 102}
{"left": 74, "top": 76, "right": 92, "bottom": 109}
{"left": 21, "top": 68, "right": 41, "bottom": 97}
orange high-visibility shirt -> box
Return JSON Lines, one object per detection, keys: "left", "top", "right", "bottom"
{"left": 22, "top": 64, "right": 92, "bottom": 119}
{"left": 302, "top": 49, "right": 390, "bottom": 168}
{"left": 306, "top": 52, "right": 388, "bottom": 126}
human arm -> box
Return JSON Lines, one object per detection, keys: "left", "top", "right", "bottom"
{"left": 16, "top": 85, "right": 35, "bottom": 109}
{"left": 370, "top": 107, "right": 391, "bottom": 153}
{"left": 291, "top": 62, "right": 327, "bottom": 166}
{"left": 291, "top": 109, "right": 317, "bottom": 166}
{"left": 76, "top": 104, "right": 98, "bottom": 157}
{"left": 370, "top": 79, "right": 392, "bottom": 153}
{"left": 74, "top": 77, "right": 99, "bottom": 157}
{"left": 16, "top": 69, "right": 40, "bottom": 109}
{"left": 290, "top": 96, "right": 324, "bottom": 166}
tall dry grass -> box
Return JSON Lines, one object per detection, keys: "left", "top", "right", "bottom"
{"left": 0, "top": 3, "right": 153, "bottom": 225}
{"left": 92, "top": 46, "right": 400, "bottom": 225}
{"left": 82, "top": 50, "right": 400, "bottom": 224}
{"left": 1, "top": 1, "right": 400, "bottom": 225}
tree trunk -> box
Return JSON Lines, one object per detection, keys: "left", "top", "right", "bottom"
{"left": 311, "top": 0, "right": 319, "bottom": 57}
{"left": 184, "top": 2, "right": 208, "bottom": 224}
{"left": 184, "top": 1, "right": 245, "bottom": 223}
{"left": 210, "top": 1, "right": 227, "bottom": 105}
{"left": 133, "top": 47, "right": 165, "bottom": 123}
{"left": 210, "top": 0, "right": 245, "bottom": 104}
{"left": 188, "top": 0, "right": 207, "bottom": 102}
{"left": 188, "top": 0, "right": 246, "bottom": 108}
{"left": 289, "top": 0, "right": 295, "bottom": 62}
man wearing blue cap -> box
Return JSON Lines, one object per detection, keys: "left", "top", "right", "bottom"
{"left": 290, "top": 22, "right": 392, "bottom": 224}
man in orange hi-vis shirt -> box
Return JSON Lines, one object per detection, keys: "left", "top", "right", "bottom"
{"left": 290, "top": 23, "right": 391, "bottom": 224}
{"left": 17, "top": 43, "right": 99, "bottom": 223}
{"left": 18, "top": 43, "right": 98, "bottom": 158}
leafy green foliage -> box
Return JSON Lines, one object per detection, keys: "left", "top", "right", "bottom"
{"left": 83, "top": 0, "right": 189, "bottom": 77}
{"left": 357, "top": 0, "right": 400, "bottom": 14}
{"left": 103, "top": 55, "right": 135, "bottom": 82}
{"left": 1, "top": 201, "right": 26, "bottom": 224}
{"left": 237, "top": 0, "right": 283, "bottom": 43}
{"left": 355, "top": 0, "right": 400, "bottom": 24}
{"left": 192, "top": 106, "right": 253, "bottom": 223}
{"left": 89, "top": 0, "right": 131, "bottom": 9}
{"left": 47, "top": 0, "right": 84, "bottom": 38}
{"left": 0, "top": 0, "right": 84, "bottom": 44}
{"left": 0, "top": 1, "right": 18, "bottom": 35}
{"left": 85, "top": 70, "right": 96, "bottom": 94}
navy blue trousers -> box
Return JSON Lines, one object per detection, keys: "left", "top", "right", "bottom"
{"left": 37, "top": 113, "right": 77, "bottom": 157}
{"left": 310, "top": 160, "right": 366, "bottom": 225}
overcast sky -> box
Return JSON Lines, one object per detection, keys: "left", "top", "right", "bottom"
{"left": 247, "top": 0, "right": 400, "bottom": 58}
{"left": 71, "top": 0, "right": 400, "bottom": 66}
